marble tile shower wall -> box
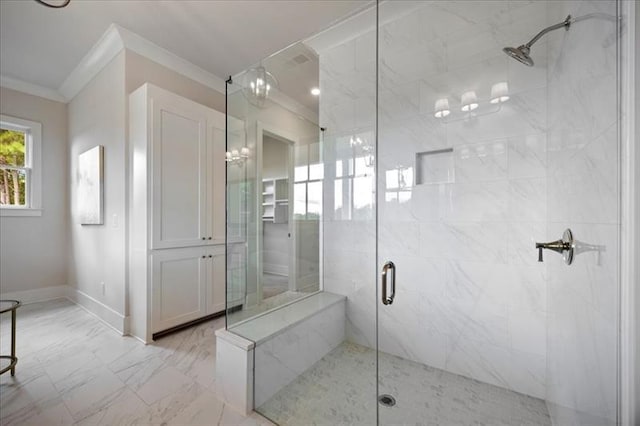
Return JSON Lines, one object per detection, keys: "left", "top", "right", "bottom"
{"left": 545, "top": 1, "right": 619, "bottom": 425}
{"left": 320, "top": 1, "right": 550, "bottom": 399}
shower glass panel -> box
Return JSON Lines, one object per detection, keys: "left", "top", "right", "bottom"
{"left": 225, "top": 43, "right": 323, "bottom": 329}
{"left": 244, "top": 6, "right": 379, "bottom": 425}
{"left": 376, "top": 1, "right": 620, "bottom": 425}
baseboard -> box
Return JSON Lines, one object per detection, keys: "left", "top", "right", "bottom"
{"left": 68, "top": 289, "right": 127, "bottom": 335}
{"left": 0, "top": 285, "right": 129, "bottom": 338}
{"left": 263, "top": 263, "right": 288, "bottom": 276}
{"left": 0, "top": 285, "right": 70, "bottom": 304}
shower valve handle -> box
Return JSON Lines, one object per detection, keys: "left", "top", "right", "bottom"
{"left": 535, "top": 229, "right": 575, "bottom": 265}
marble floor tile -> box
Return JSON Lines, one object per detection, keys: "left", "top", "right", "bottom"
{"left": 71, "top": 389, "right": 147, "bottom": 426}
{"left": 61, "top": 366, "right": 128, "bottom": 421}
{"left": 0, "top": 299, "right": 273, "bottom": 426}
{"left": 45, "top": 350, "right": 105, "bottom": 395}
{"left": 0, "top": 373, "right": 74, "bottom": 426}
{"left": 133, "top": 365, "right": 194, "bottom": 405}
{"left": 257, "top": 342, "right": 552, "bottom": 426}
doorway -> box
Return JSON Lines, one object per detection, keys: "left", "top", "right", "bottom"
{"left": 257, "top": 127, "right": 295, "bottom": 303}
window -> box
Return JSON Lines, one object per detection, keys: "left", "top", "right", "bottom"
{"left": 332, "top": 131, "right": 375, "bottom": 221}
{"left": 293, "top": 142, "right": 323, "bottom": 220}
{"left": 0, "top": 115, "right": 42, "bottom": 216}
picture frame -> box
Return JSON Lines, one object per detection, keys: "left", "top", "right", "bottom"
{"left": 78, "top": 145, "right": 104, "bottom": 225}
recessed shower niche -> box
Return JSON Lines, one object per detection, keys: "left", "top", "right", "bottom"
{"left": 415, "top": 148, "right": 455, "bottom": 185}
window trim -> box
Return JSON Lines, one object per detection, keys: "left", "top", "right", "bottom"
{"left": 0, "top": 115, "right": 42, "bottom": 217}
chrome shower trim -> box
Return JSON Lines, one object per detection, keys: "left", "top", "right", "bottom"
{"left": 502, "top": 15, "right": 572, "bottom": 66}
{"left": 504, "top": 12, "right": 619, "bottom": 66}
{"left": 525, "top": 14, "right": 573, "bottom": 49}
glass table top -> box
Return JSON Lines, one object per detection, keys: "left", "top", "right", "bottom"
{"left": 0, "top": 300, "right": 21, "bottom": 314}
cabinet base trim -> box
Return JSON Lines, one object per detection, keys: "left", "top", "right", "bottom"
{"left": 152, "top": 310, "right": 225, "bottom": 340}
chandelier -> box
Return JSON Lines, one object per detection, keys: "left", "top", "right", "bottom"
{"left": 34, "top": 0, "right": 71, "bottom": 7}
{"left": 241, "top": 66, "right": 278, "bottom": 108}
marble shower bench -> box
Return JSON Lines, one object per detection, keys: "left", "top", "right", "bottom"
{"left": 215, "top": 292, "right": 346, "bottom": 414}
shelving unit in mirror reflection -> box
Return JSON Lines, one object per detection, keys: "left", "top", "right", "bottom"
{"left": 262, "top": 178, "right": 288, "bottom": 223}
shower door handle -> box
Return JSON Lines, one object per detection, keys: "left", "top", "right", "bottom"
{"left": 381, "top": 261, "right": 396, "bottom": 305}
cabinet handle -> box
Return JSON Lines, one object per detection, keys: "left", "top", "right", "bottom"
{"left": 208, "top": 237, "right": 212, "bottom": 240}
{"left": 208, "top": 255, "right": 212, "bottom": 258}
{"left": 201, "top": 237, "right": 206, "bottom": 240}
{"left": 201, "top": 255, "right": 206, "bottom": 259}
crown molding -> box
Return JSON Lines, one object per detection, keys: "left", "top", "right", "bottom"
{"left": 59, "top": 23, "right": 227, "bottom": 101}
{"left": 270, "top": 90, "right": 319, "bottom": 125}
{"left": 116, "top": 25, "right": 226, "bottom": 93}
{"left": 58, "top": 24, "right": 124, "bottom": 100}
{"left": 0, "top": 75, "right": 66, "bottom": 103}
{"left": 4, "top": 22, "right": 314, "bottom": 122}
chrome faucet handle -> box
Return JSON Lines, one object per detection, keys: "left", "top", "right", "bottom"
{"left": 535, "top": 229, "right": 575, "bottom": 265}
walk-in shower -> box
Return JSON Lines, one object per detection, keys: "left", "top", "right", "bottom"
{"left": 223, "top": 1, "right": 624, "bottom": 425}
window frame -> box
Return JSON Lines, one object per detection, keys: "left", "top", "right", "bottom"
{"left": 293, "top": 142, "right": 324, "bottom": 220}
{"left": 0, "top": 115, "right": 42, "bottom": 216}
{"left": 332, "top": 132, "right": 376, "bottom": 221}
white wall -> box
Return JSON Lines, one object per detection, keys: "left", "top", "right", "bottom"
{"left": 0, "top": 87, "right": 68, "bottom": 295}
{"left": 125, "top": 51, "right": 224, "bottom": 112}
{"left": 320, "top": 0, "right": 549, "bottom": 399}
{"left": 67, "top": 52, "right": 127, "bottom": 321}
{"left": 545, "top": 1, "right": 619, "bottom": 424}
{"left": 262, "top": 135, "right": 288, "bottom": 179}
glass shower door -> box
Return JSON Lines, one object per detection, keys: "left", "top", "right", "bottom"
{"left": 375, "top": 1, "right": 620, "bottom": 425}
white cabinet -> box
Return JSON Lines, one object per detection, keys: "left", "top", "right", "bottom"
{"left": 150, "top": 89, "right": 225, "bottom": 249}
{"left": 206, "top": 245, "right": 226, "bottom": 315}
{"left": 151, "top": 245, "right": 225, "bottom": 333}
{"left": 151, "top": 247, "right": 207, "bottom": 333}
{"left": 129, "top": 83, "right": 226, "bottom": 342}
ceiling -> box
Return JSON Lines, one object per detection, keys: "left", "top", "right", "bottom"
{"left": 0, "top": 0, "right": 368, "bottom": 100}
{"left": 262, "top": 42, "right": 319, "bottom": 113}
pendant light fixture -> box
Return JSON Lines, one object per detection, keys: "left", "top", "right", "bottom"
{"left": 34, "top": 0, "right": 71, "bottom": 8}
{"left": 241, "top": 66, "right": 278, "bottom": 108}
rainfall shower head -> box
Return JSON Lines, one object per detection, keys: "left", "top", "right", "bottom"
{"left": 503, "top": 15, "right": 573, "bottom": 67}
{"left": 504, "top": 13, "right": 617, "bottom": 66}
{"left": 503, "top": 45, "right": 534, "bottom": 66}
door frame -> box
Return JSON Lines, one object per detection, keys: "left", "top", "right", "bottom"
{"left": 256, "top": 121, "right": 298, "bottom": 302}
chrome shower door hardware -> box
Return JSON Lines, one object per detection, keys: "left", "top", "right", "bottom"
{"left": 535, "top": 228, "right": 575, "bottom": 265}
{"left": 381, "top": 261, "right": 396, "bottom": 305}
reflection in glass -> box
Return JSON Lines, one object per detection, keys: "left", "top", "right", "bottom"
{"left": 225, "top": 42, "right": 322, "bottom": 329}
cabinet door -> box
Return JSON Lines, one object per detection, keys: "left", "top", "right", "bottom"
{"left": 207, "top": 110, "right": 226, "bottom": 245}
{"left": 151, "top": 95, "right": 209, "bottom": 249}
{"left": 151, "top": 247, "right": 207, "bottom": 333}
{"left": 206, "top": 245, "right": 226, "bottom": 315}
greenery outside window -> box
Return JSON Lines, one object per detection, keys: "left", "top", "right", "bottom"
{"left": 0, "top": 115, "right": 42, "bottom": 216}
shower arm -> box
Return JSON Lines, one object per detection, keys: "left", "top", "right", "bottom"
{"left": 524, "top": 13, "right": 618, "bottom": 49}
{"left": 524, "top": 15, "right": 573, "bottom": 49}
